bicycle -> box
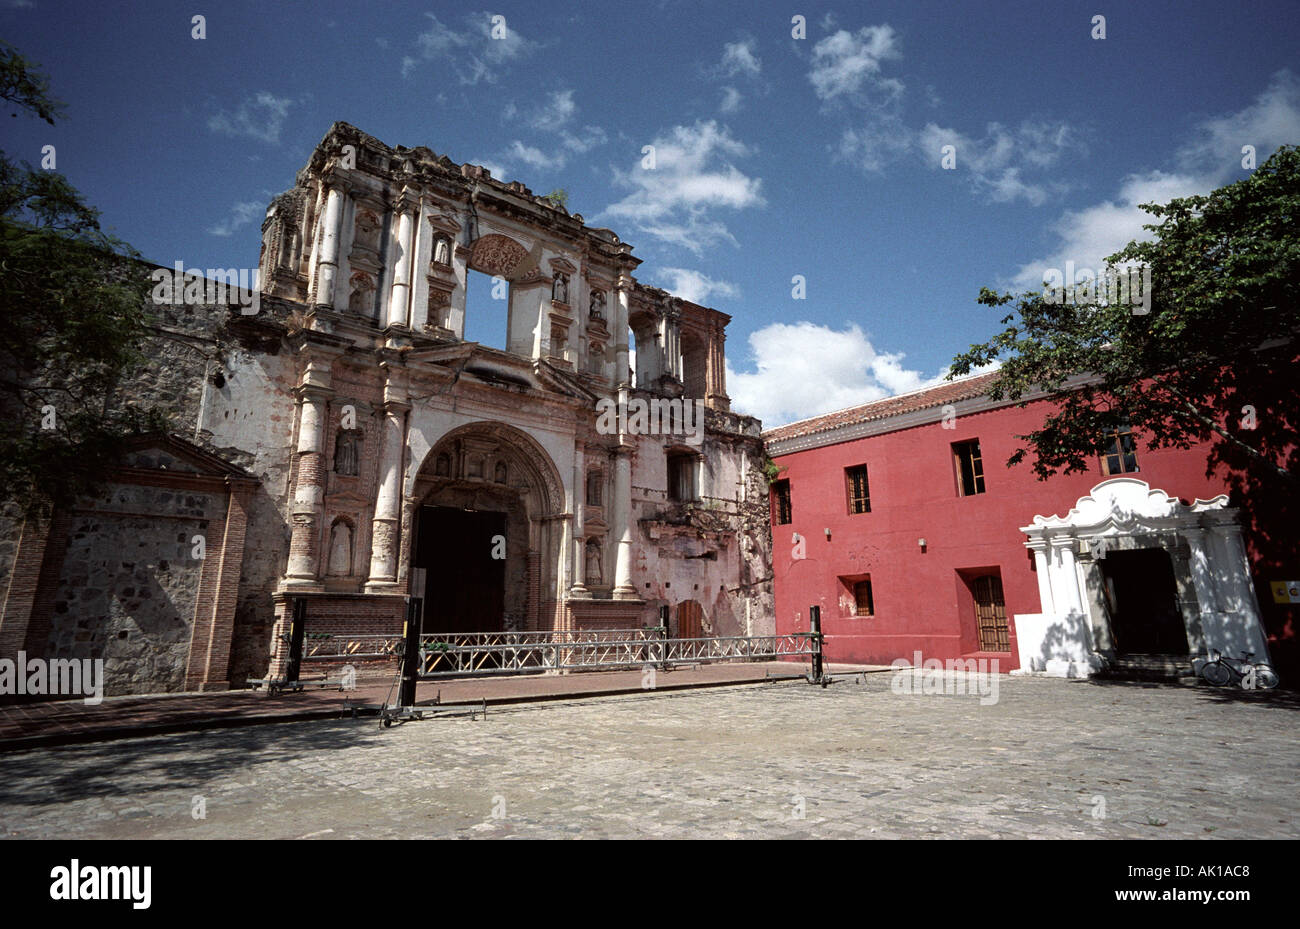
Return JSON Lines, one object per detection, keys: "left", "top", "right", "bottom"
{"left": 1198, "top": 649, "right": 1279, "bottom": 690}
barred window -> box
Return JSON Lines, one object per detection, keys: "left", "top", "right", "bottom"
{"left": 846, "top": 464, "right": 871, "bottom": 514}
{"left": 772, "top": 479, "right": 792, "bottom": 525}
{"left": 853, "top": 579, "right": 874, "bottom": 616}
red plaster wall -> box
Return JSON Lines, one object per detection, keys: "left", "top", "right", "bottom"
{"left": 770, "top": 397, "right": 1243, "bottom": 669}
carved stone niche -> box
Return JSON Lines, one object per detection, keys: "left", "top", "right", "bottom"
{"left": 549, "top": 257, "right": 577, "bottom": 308}
{"left": 587, "top": 341, "right": 607, "bottom": 377}
{"left": 349, "top": 204, "right": 384, "bottom": 274}
{"left": 427, "top": 209, "right": 461, "bottom": 270}
{"left": 348, "top": 270, "right": 377, "bottom": 314}
{"left": 588, "top": 288, "right": 607, "bottom": 325}
{"left": 424, "top": 280, "right": 454, "bottom": 333}
{"left": 462, "top": 438, "right": 497, "bottom": 481}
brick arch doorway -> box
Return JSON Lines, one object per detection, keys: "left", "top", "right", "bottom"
{"left": 676, "top": 600, "right": 705, "bottom": 639}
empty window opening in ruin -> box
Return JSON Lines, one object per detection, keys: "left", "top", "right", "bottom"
{"left": 463, "top": 269, "right": 509, "bottom": 351}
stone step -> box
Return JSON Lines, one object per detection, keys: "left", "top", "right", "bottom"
{"left": 1096, "top": 654, "right": 1195, "bottom": 682}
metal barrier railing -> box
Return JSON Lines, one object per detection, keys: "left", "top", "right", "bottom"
{"left": 415, "top": 629, "right": 819, "bottom": 678}
{"left": 300, "top": 633, "right": 404, "bottom": 662}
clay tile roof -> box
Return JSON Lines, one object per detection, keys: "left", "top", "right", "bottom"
{"left": 761, "top": 370, "right": 1003, "bottom": 443}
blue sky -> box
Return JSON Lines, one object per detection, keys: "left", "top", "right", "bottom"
{"left": 5, "top": 0, "right": 1299, "bottom": 427}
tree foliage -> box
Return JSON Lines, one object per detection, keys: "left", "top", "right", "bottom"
{"left": 0, "top": 44, "right": 158, "bottom": 514}
{"left": 951, "top": 146, "right": 1299, "bottom": 486}
{"left": 950, "top": 145, "right": 1300, "bottom": 580}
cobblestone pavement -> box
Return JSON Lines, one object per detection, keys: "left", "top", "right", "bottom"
{"left": 1, "top": 673, "right": 1296, "bottom": 839}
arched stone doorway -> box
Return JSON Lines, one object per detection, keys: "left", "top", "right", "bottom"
{"left": 410, "top": 422, "right": 565, "bottom": 634}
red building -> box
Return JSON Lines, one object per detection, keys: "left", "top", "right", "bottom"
{"left": 763, "top": 373, "right": 1285, "bottom": 678}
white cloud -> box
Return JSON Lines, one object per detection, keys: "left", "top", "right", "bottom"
{"left": 808, "top": 25, "right": 903, "bottom": 104}
{"left": 603, "top": 120, "right": 765, "bottom": 254}
{"left": 720, "top": 39, "right": 761, "bottom": 78}
{"left": 401, "top": 11, "right": 536, "bottom": 83}
{"left": 207, "top": 200, "right": 265, "bottom": 237}
{"left": 836, "top": 119, "right": 913, "bottom": 173}
{"left": 720, "top": 86, "right": 742, "bottom": 113}
{"left": 562, "top": 124, "right": 607, "bottom": 154}
{"left": 916, "top": 120, "right": 1075, "bottom": 205}
{"left": 727, "top": 321, "right": 943, "bottom": 426}
{"left": 529, "top": 89, "right": 576, "bottom": 130}
{"left": 1010, "top": 70, "right": 1300, "bottom": 289}
{"left": 497, "top": 90, "right": 607, "bottom": 173}
{"left": 653, "top": 267, "right": 739, "bottom": 305}
{"left": 506, "top": 140, "right": 565, "bottom": 171}
{"left": 207, "top": 92, "right": 293, "bottom": 144}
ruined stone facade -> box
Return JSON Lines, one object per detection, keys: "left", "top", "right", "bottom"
{"left": 0, "top": 122, "right": 774, "bottom": 695}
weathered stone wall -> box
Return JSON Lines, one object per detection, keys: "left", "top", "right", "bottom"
{"left": 1, "top": 266, "right": 299, "bottom": 692}
{"left": 629, "top": 407, "right": 774, "bottom": 637}
{"left": 192, "top": 329, "right": 299, "bottom": 684}
{"left": 47, "top": 482, "right": 223, "bottom": 695}
{"left": 115, "top": 284, "right": 298, "bottom": 686}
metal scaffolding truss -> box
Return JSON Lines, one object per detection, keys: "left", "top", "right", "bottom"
{"left": 300, "top": 633, "right": 404, "bottom": 662}
{"left": 416, "top": 629, "right": 818, "bottom": 678}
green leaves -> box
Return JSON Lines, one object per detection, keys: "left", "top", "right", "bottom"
{"left": 951, "top": 146, "right": 1299, "bottom": 500}
{"left": 0, "top": 45, "right": 155, "bottom": 514}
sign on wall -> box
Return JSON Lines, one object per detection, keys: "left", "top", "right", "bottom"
{"left": 1269, "top": 580, "right": 1300, "bottom": 604}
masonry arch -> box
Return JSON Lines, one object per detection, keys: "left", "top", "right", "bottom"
{"left": 410, "top": 422, "right": 566, "bottom": 633}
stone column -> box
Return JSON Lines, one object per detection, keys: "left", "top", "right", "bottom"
{"left": 366, "top": 364, "right": 410, "bottom": 590}
{"left": 1026, "top": 539, "right": 1055, "bottom": 616}
{"left": 314, "top": 180, "right": 346, "bottom": 310}
{"left": 1049, "top": 538, "right": 1084, "bottom": 616}
{"left": 1183, "top": 527, "right": 1219, "bottom": 614}
{"left": 614, "top": 279, "right": 631, "bottom": 388}
{"left": 555, "top": 514, "right": 573, "bottom": 630}
{"left": 570, "top": 443, "right": 587, "bottom": 597}
{"left": 284, "top": 359, "right": 333, "bottom": 586}
{"left": 662, "top": 308, "right": 682, "bottom": 381}
{"left": 611, "top": 444, "right": 636, "bottom": 599}
{"left": 706, "top": 321, "right": 730, "bottom": 410}
{"left": 1209, "top": 516, "right": 1270, "bottom": 658}
{"left": 386, "top": 193, "right": 417, "bottom": 330}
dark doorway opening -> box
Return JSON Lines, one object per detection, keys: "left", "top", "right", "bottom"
{"left": 414, "top": 505, "right": 506, "bottom": 634}
{"left": 1101, "top": 548, "right": 1189, "bottom": 656}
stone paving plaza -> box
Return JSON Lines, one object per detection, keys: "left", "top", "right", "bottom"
{"left": 1, "top": 672, "right": 1296, "bottom": 839}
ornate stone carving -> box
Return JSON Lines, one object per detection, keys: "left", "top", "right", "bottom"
{"left": 585, "top": 538, "right": 604, "bottom": 586}
{"left": 552, "top": 272, "right": 570, "bottom": 304}
{"left": 327, "top": 519, "right": 353, "bottom": 575}
{"left": 333, "top": 429, "right": 361, "bottom": 475}
{"left": 469, "top": 233, "right": 528, "bottom": 278}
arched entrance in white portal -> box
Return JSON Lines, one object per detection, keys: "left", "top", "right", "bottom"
{"left": 1013, "top": 478, "right": 1270, "bottom": 678}
{"left": 407, "top": 421, "right": 567, "bottom": 634}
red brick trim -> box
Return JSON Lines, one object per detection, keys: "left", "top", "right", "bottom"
{"left": 184, "top": 478, "right": 255, "bottom": 691}
{"left": 0, "top": 511, "right": 73, "bottom": 658}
